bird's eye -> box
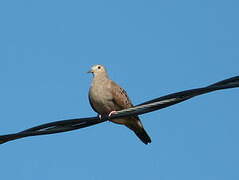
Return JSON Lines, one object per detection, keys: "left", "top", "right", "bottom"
{"left": 98, "top": 66, "right": 101, "bottom": 69}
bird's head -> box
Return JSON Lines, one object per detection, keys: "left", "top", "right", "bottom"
{"left": 87, "top": 64, "right": 108, "bottom": 77}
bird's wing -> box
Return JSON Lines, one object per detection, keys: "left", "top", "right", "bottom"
{"left": 110, "top": 80, "right": 133, "bottom": 110}
{"left": 110, "top": 80, "right": 152, "bottom": 144}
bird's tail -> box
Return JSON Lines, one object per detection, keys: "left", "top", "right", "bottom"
{"left": 126, "top": 117, "right": 152, "bottom": 145}
{"left": 134, "top": 127, "right": 152, "bottom": 145}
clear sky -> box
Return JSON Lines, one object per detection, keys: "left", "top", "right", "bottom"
{"left": 0, "top": 0, "right": 238, "bottom": 179}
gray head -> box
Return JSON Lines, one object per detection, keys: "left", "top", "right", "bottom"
{"left": 87, "top": 64, "right": 108, "bottom": 77}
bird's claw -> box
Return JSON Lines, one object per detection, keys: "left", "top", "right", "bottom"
{"left": 98, "top": 111, "right": 117, "bottom": 121}
{"left": 98, "top": 114, "right": 102, "bottom": 120}
{"left": 108, "top": 111, "right": 117, "bottom": 117}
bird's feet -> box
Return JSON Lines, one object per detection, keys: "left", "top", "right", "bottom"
{"left": 98, "top": 111, "right": 117, "bottom": 121}
{"left": 108, "top": 111, "right": 117, "bottom": 117}
{"left": 98, "top": 114, "right": 102, "bottom": 120}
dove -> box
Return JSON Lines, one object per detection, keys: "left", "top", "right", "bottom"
{"left": 88, "top": 64, "right": 151, "bottom": 144}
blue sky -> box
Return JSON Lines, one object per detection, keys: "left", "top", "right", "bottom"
{"left": 0, "top": 0, "right": 239, "bottom": 179}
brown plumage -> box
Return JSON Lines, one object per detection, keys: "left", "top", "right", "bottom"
{"left": 88, "top": 64, "right": 151, "bottom": 144}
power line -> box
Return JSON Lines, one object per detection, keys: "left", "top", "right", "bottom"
{"left": 0, "top": 76, "right": 238, "bottom": 144}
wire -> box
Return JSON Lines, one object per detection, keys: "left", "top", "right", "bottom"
{"left": 0, "top": 76, "right": 238, "bottom": 144}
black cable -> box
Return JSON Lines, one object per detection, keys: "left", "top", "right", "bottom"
{"left": 0, "top": 76, "right": 238, "bottom": 144}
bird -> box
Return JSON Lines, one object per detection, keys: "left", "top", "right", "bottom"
{"left": 88, "top": 64, "right": 151, "bottom": 144}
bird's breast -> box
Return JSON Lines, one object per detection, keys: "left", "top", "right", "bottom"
{"left": 89, "top": 83, "right": 114, "bottom": 115}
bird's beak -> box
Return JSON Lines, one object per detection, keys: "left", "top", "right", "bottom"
{"left": 87, "top": 70, "right": 93, "bottom": 73}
